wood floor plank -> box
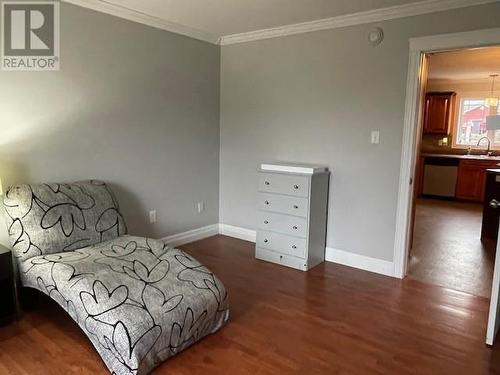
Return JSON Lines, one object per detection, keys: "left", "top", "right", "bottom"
{"left": 1, "top": 235, "right": 500, "bottom": 374}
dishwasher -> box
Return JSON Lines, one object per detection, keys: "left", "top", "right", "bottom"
{"left": 422, "top": 157, "right": 459, "bottom": 198}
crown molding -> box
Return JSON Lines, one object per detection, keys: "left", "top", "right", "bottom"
{"left": 62, "top": 0, "right": 219, "bottom": 44}
{"left": 60, "top": 0, "right": 499, "bottom": 46}
{"left": 219, "top": 0, "right": 499, "bottom": 45}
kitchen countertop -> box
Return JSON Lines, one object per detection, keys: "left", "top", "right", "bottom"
{"left": 422, "top": 153, "right": 500, "bottom": 161}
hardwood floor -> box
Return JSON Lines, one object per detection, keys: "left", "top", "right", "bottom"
{"left": 408, "top": 198, "right": 494, "bottom": 297}
{"left": 2, "top": 235, "right": 500, "bottom": 374}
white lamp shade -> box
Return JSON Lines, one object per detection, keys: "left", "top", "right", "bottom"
{"left": 487, "top": 115, "right": 500, "bottom": 131}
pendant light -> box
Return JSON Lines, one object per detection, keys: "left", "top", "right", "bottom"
{"left": 485, "top": 74, "right": 499, "bottom": 109}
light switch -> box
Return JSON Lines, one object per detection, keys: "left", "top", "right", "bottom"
{"left": 371, "top": 130, "right": 380, "bottom": 144}
{"left": 149, "top": 210, "right": 157, "bottom": 223}
{"left": 197, "top": 201, "right": 205, "bottom": 213}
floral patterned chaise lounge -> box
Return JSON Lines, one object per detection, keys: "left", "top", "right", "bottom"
{"left": 2, "top": 180, "right": 229, "bottom": 375}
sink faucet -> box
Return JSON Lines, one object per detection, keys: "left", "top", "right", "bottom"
{"left": 477, "top": 136, "right": 492, "bottom": 156}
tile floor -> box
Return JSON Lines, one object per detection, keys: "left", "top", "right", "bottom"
{"left": 408, "top": 198, "right": 495, "bottom": 297}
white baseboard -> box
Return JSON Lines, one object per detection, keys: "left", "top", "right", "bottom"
{"left": 160, "top": 223, "right": 395, "bottom": 277}
{"left": 160, "top": 224, "right": 219, "bottom": 247}
{"left": 218, "top": 224, "right": 395, "bottom": 277}
{"left": 219, "top": 224, "right": 257, "bottom": 242}
{"left": 325, "top": 247, "right": 395, "bottom": 277}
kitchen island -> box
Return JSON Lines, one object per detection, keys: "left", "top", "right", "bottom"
{"left": 481, "top": 168, "right": 500, "bottom": 244}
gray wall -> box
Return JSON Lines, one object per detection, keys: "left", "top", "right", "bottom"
{"left": 220, "top": 3, "right": 500, "bottom": 262}
{"left": 0, "top": 3, "right": 220, "bottom": 246}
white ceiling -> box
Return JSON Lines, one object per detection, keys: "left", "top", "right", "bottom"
{"left": 94, "top": 0, "right": 421, "bottom": 37}
{"left": 428, "top": 47, "right": 500, "bottom": 82}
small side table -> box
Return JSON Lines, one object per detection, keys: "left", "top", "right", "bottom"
{"left": 0, "top": 245, "right": 15, "bottom": 326}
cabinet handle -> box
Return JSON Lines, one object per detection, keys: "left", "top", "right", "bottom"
{"left": 293, "top": 225, "right": 298, "bottom": 230}
{"left": 265, "top": 181, "right": 270, "bottom": 185}
{"left": 264, "top": 239, "right": 269, "bottom": 243}
{"left": 264, "top": 220, "right": 269, "bottom": 224}
{"left": 292, "top": 245, "right": 297, "bottom": 249}
{"left": 265, "top": 200, "right": 270, "bottom": 205}
{"left": 293, "top": 184, "right": 299, "bottom": 190}
{"left": 490, "top": 199, "right": 500, "bottom": 209}
{"left": 293, "top": 205, "right": 299, "bottom": 209}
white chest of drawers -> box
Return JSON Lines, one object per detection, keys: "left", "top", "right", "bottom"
{"left": 255, "top": 163, "right": 330, "bottom": 271}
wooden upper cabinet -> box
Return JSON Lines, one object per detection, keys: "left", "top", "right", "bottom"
{"left": 422, "top": 92, "right": 456, "bottom": 135}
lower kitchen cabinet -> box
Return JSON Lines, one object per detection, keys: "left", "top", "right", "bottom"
{"left": 456, "top": 160, "right": 500, "bottom": 202}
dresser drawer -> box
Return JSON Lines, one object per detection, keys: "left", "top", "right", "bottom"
{"left": 257, "top": 230, "right": 307, "bottom": 258}
{"left": 258, "top": 173, "right": 309, "bottom": 197}
{"left": 255, "top": 248, "right": 308, "bottom": 271}
{"left": 257, "top": 193, "right": 308, "bottom": 217}
{"left": 257, "top": 211, "right": 307, "bottom": 238}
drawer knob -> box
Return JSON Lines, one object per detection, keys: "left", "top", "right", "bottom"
{"left": 292, "top": 245, "right": 297, "bottom": 249}
{"left": 265, "top": 200, "right": 270, "bottom": 205}
{"left": 293, "top": 205, "right": 299, "bottom": 209}
{"left": 265, "top": 181, "right": 270, "bottom": 185}
{"left": 280, "top": 255, "right": 283, "bottom": 259}
{"left": 293, "top": 225, "right": 298, "bottom": 230}
{"left": 293, "top": 184, "right": 299, "bottom": 189}
{"left": 264, "top": 220, "right": 269, "bottom": 224}
{"left": 264, "top": 239, "right": 269, "bottom": 243}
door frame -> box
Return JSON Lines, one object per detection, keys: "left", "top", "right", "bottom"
{"left": 393, "top": 27, "right": 500, "bottom": 279}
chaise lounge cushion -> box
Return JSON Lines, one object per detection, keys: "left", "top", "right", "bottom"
{"left": 3, "top": 181, "right": 229, "bottom": 374}
{"left": 17, "top": 235, "right": 229, "bottom": 375}
{"left": 3, "top": 180, "right": 127, "bottom": 263}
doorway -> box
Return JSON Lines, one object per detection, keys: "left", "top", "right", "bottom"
{"left": 407, "top": 47, "right": 500, "bottom": 297}
{"left": 393, "top": 28, "right": 500, "bottom": 279}
{"left": 393, "top": 28, "right": 500, "bottom": 346}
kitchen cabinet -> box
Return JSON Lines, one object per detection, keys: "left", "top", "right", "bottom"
{"left": 422, "top": 92, "right": 456, "bottom": 135}
{"left": 456, "top": 160, "right": 500, "bottom": 202}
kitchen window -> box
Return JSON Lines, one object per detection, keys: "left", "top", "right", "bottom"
{"left": 453, "top": 97, "right": 499, "bottom": 148}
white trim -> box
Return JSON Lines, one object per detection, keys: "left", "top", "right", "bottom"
{"left": 217, "top": 224, "right": 395, "bottom": 277}
{"left": 393, "top": 49, "right": 425, "bottom": 279}
{"left": 409, "top": 27, "right": 500, "bottom": 52}
{"left": 160, "top": 224, "right": 219, "bottom": 247}
{"left": 62, "top": 0, "right": 219, "bottom": 44}
{"left": 219, "top": 0, "right": 498, "bottom": 45}
{"left": 219, "top": 224, "right": 257, "bottom": 242}
{"left": 394, "top": 27, "right": 500, "bottom": 279}
{"left": 61, "top": 0, "right": 498, "bottom": 46}
{"left": 325, "top": 247, "right": 395, "bottom": 277}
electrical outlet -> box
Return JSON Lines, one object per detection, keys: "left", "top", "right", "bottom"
{"left": 371, "top": 130, "right": 380, "bottom": 144}
{"left": 149, "top": 210, "right": 157, "bottom": 223}
{"left": 197, "top": 201, "right": 205, "bottom": 214}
